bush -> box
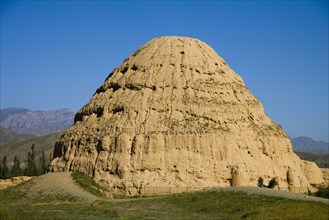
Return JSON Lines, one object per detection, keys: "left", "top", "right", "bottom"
{"left": 257, "top": 177, "right": 264, "bottom": 187}
{"left": 315, "top": 187, "right": 329, "bottom": 199}
{"left": 267, "top": 178, "right": 278, "bottom": 189}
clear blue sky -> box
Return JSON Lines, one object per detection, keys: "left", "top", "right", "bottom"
{"left": 1, "top": 1, "right": 328, "bottom": 141}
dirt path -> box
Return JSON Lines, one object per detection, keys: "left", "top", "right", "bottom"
{"left": 21, "top": 172, "right": 99, "bottom": 202}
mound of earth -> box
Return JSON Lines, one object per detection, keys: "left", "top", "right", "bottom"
{"left": 48, "top": 36, "right": 327, "bottom": 195}
{"left": 19, "top": 172, "right": 99, "bottom": 202}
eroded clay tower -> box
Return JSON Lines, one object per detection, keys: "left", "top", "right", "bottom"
{"left": 49, "top": 36, "right": 326, "bottom": 195}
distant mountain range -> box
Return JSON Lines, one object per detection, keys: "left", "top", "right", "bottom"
{"left": 290, "top": 136, "right": 329, "bottom": 154}
{"left": 0, "top": 108, "right": 75, "bottom": 136}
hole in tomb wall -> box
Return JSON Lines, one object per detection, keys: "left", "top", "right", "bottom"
{"left": 74, "top": 112, "right": 83, "bottom": 123}
{"left": 96, "top": 107, "right": 104, "bottom": 118}
{"left": 96, "top": 141, "right": 102, "bottom": 153}
{"left": 110, "top": 82, "right": 121, "bottom": 92}
{"left": 115, "top": 165, "right": 119, "bottom": 175}
{"left": 131, "top": 64, "right": 138, "bottom": 71}
{"left": 104, "top": 71, "right": 114, "bottom": 81}
{"left": 121, "top": 66, "right": 129, "bottom": 74}
{"left": 112, "top": 105, "right": 124, "bottom": 114}
{"left": 96, "top": 86, "right": 107, "bottom": 94}
{"left": 130, "top": 143, "right": 136, "bottom": 155}
{"left": 53, "top": 142, "right": 65, "bottom": 157}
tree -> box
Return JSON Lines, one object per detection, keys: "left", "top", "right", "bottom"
{"left": 38, "top": 149, "right": 47, "bottom": 175}
{"left": 25, "top": 144, "right": 37, "bottom": 176}
{"left": 1, "top": 156, "right": 9, "bottom": 179}
{"left": 11, "top": 155, "right": 21, "bottom": 176}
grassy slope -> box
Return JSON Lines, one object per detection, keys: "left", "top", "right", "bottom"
{"left": 0, "top": 126, "right": 35, "bottom": 143}
{"left": 0, "top": 133, "right": 60, "bottom": 164}
{"left": 0, "top": 181, "right": 328, "bottom": 219}
{"left": 71, "top": 172, "right": 107, "bottom": 198}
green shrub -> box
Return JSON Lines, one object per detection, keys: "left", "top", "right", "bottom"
{"left": 267, "top": 178, "right": 278, "bottom": 189}
{"left": 315, "top": 187, "right": 329, "bottom": 199}
{"left": 257, "top": 177, "right": 264, "bottom": 187}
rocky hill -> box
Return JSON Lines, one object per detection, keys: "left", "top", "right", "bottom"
{"left": 0, "top": 108, "right": 74, "bottom": 136}
{"left": 0, "top": 126, "right": 35, "bottom": 143}
{"left": 0, "top": 132, "right": 60, "bottom": 166}
{"left": 0, "top": 108, "right": 30, "bottom": 123}
{"left": 48, "top": 36, "right": 328, "bottom": 195}
{"left": 291, "top": 137, "right": 328, "bottom": 154}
